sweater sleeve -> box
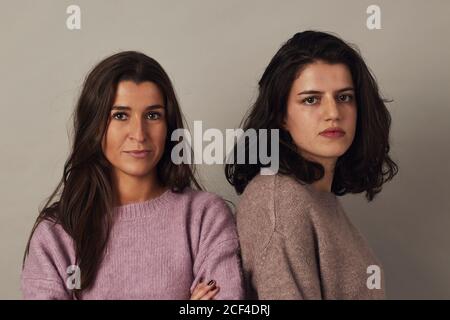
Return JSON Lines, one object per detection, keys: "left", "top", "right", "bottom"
{"left": 21, "top": 220, "right": 74, "bottom": 300}
{"left": 190, "top": 195, "right": 245, "bottom": 300}
{"left": 237, "top": 174, "right": 322, "bottom": 300}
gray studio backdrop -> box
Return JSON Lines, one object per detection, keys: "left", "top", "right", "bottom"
{"left": 1, "top": 0, "right": 449, "bottom": 299}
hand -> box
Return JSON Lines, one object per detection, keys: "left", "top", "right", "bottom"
{"left": 190, "top": 280, "right": 220, "bottom": 300}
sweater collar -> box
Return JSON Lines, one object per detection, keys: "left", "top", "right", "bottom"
{"left": 112, "top": 189, "right": 177, "bottom": 220}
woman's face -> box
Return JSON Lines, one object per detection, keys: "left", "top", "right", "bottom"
{"left": 102, "top": 80, "right": 167, "bottom": 180}
{"left": 284, "top": 61, "right": 357, "bottom": 166}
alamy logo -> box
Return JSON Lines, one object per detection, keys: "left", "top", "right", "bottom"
{"left": 366, "top": 265, "right": 381, "bottom": 289}
{"left": 366, "top": 5, "right": 382, "bottom": 30}
{"left": 171, "top": 121, "right": 280, "bottom": 175}
{"left": 66, "top": 265, "right": 81, "bottom": 290}
{"left": 66, "top": 5, "right": 81, "bottom": 30}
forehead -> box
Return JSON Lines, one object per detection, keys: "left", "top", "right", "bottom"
{"left": 293, "top": 61, "right": 353, "bottom": 90}
{"left": 113, "top": 80, "right": 164, "bottom": 106}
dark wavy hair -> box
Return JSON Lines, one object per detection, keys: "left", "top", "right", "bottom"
{"left": 23, "top": 51, "right": 201, "bottom": 298}
{"left": 225, "top": 30, "right": 398, "bottom": 201}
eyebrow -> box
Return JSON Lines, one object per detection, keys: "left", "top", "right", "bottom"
{"left": 111, "top": 104, "right": 165, "bottom": 111}
{"left": 297, "top": 87, "right": 355, "bottom": 95}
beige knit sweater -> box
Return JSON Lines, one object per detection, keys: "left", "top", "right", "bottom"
{"left": 236, "top": 173, "right": 385, "bottom": 299}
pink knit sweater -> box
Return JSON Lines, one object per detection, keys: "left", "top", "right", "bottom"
{"left": 21, "top": 188, "right": 245, "bottom": 300}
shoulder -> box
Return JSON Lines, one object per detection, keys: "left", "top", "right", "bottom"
{"left": 180, "top": 189, "right": 239, "bottom": 258}
{"left": 274, "top": 174, "right": 312, "bottom": 204}
{"left": 178, "top": 187, "right": 231, "bottom": 213}
{"left": 272, "top": 174, "right": 313, "bottom": 215}
{"left": 177, "top": 188, "right": 235, "bottom": 227}
{"left": 235, "top": 174, "right": 283, "bottom": 247}
{"left": 23, "top": 219, "right": 75, "bottom": 282}
{"left": 240, "top": 173, "right": 311, "bottom": 205}
{"left": 238, "top": 173, "right": 312, "bottom": 214}
{"left": 237, "top": 173, "right": 314, "bottom": 235}
{"left": 272, "top": 174, "right": 314, "bottom": 237}
{"left": 29, "top": 219, "right": 73, "bottom": 250}
{"left": 237, "top": 174, "right": 278, "bottom": 218}
{"left": 183, "top": 187, "right": 228, "bottom": 204}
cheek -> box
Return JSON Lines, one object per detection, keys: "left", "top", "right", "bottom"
{"left": 346, "top": 107, "right": 358, "bottom": 138}
{"left": 149, "top": 124, "right": 168, "bottom": 151}
{"left": 103, "top": 124, "right": 124, "bottom": 161}
{"left": 286, "top": 108, "right": 318, "bottom": 145}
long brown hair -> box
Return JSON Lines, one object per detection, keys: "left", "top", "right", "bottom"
{"left": 23, "top": 51, "right": 201, "bottom": 297}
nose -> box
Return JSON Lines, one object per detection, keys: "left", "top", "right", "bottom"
{"left": 323, "top": 95, "right": 340, "bottom": 121}
{"left": 129, "top": 115, "right": 146, "bottom": 143}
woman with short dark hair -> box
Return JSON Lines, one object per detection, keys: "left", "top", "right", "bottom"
{"left": 225, "top": 31, "right": 398, "bottom": 299}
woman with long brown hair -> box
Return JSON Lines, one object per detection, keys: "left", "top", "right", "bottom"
{"left": 22, "top": 51, "right": 244, "bottom": 299}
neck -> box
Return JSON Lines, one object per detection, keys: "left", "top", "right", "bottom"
{"left": 112, "top": 170, "right": 166, "bottom": 206}
{"left": 310, "top": 158, "right": 336, "bottom": 193}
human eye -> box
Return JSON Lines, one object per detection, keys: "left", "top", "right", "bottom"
{"left": 112, "top": 112, "right": 128, "bottom": 121}
{"left": 302, "top": 96, "right": 320, "bottom": 106}
{"left": 337, "top": 93, "right": 354, "bottom": 103}
{"left": 146, "top": 111, "right": 162, "bottom": 120}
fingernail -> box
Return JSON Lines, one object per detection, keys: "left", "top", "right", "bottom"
{"left": 207, "top": 280, "right": 216, "bottom": 286}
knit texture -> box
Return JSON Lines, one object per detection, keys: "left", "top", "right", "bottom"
{"left": 237, "top": 173, "right": 385, "bottom": 299}
{"left": 21, "top": 188, "right": 245, "bottom": 300}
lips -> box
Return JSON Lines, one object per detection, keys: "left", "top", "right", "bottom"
{"left": 319, "top": 127, "right": 345, "bottom": 138}
{"left": 124, "top": 150, "right": 151, "bottom": 159}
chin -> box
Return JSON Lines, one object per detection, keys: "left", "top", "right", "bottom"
{"left": 119, "top": 165, "right": 155, "bottom": 178}
{"left": 314, "top": 146, "right": 350, "bottom": 159}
